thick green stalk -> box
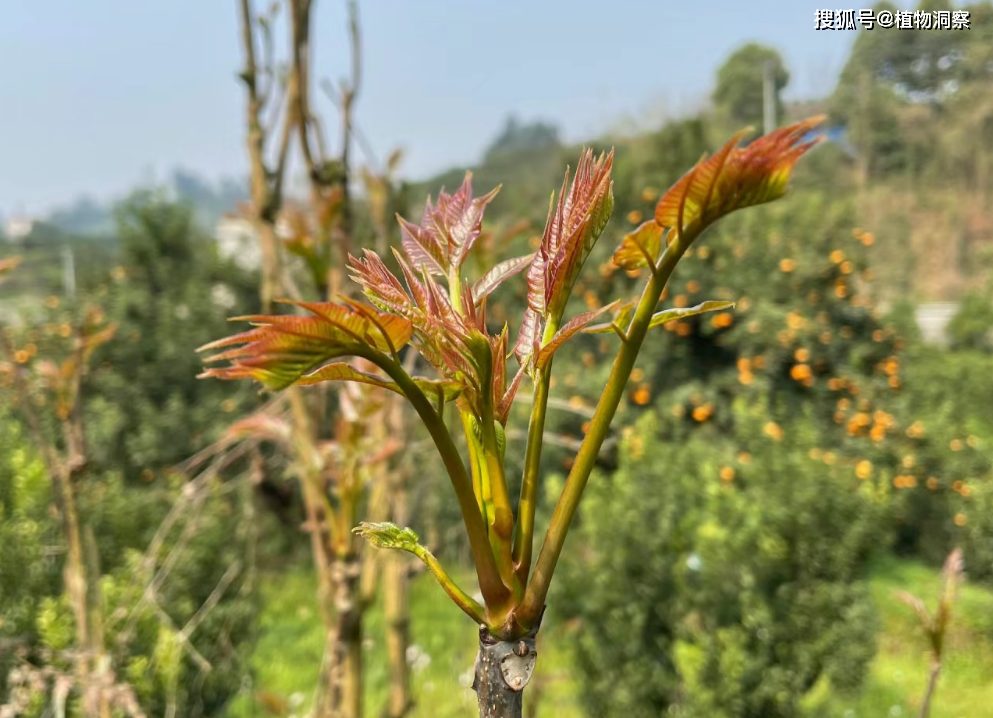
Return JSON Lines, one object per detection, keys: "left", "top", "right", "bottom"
{"left": 462, "top": 412, "right": 506, "bottom": 573}
{"left": 517, "top": 241, "right": 688, "bottom": 627}
{"left": 462, "top": 412, "right": 488, "bottom": 518}
{"left": 479, "top": 418, "right": 518, "bottom": 593}
{"left": 369, "top": 350, "right": 511, "bottom": 610}
{"left": 511, "top": 363, "right": 552, "bottom": 585}
{"left": 469, "top": 331, "right": 518, "bottom": 594}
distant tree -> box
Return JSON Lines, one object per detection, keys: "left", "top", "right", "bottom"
{"left": 831, "top": 0, "right": 993, "bottom": 185}
{"left": 712, "top": 44, "right": 789, "bottom": 130}
{"left": 0, "top": 206, "right": 261, "bottom": 717}
{"left": 85, "top": 194, "right": 259, "bottom": 478}
{"left": 947, "top": 293, "right": 993, "bottom": 350}
{"left": 558, "top": 406, "right": 880, "bottom": 718}
{"left": 841, "top": 0, "right": 968, "bottom": 104}
{"left": 483, "top": 115, "right": 561, "bottom": 161}
{"left": 170, "top": 169, "right": 249, "bottom": 225}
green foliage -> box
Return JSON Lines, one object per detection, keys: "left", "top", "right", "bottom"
{"left": 947, "top": 293, "right": 993, "bottom": 350}
{"left": 484, "top": 116, "right": 561, "bottom": 163}
{"left": 831, "top": 0, "right": 993, "bottom": 183}
{"left": 0, "top": 415, "right": 62, "bottom": 696}
{"left": 884, "top": 347, "right": 993, "bottom": 574}
{"left": 557, "top": 405, "right": 881, "bottom": 718}
{"left": 85, "top": 194, "right": 259, "bottom": 478}
{"left": 0, "top": 196, "right": 262, "bottom": 715}
{"left": 712, "top": 44, "right": 789, "bottom": 129}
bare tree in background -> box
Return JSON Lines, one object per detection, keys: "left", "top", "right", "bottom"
{"left": 231, "top": 2, "right": 413, "bottom": 715}
{"left": 0, "top": 301, "right": 127, "bottom": 718}
{"left": 897, "top": 549, "right": 964, "bottom": 718}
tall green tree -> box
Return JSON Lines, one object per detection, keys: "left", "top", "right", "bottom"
{"left": 85, "top": 194, "right": 259, "bottom": 479}
{"left": 712, "top": 44, "right": 789, "bottom": 130}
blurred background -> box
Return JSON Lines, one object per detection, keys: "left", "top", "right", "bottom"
{"left": 2, "top": 1, "right": 992, "bottom": 717}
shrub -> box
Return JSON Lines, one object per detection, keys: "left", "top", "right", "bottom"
{"left": 558, "top": 402, "right": 881, "bottom": 718}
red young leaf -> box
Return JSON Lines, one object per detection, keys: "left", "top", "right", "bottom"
{"left": 536, "top": 302, "right": 621, "bottom": 369}
{"left": 513, "top": 307, "right": 542, "bottom": 366}
{"left": 655, "top": 117, "right": 824, "bottom": 239}
{"left": 517, "top": 148, "right": 614, "bottom": 367}
{"left": 198, "top": 301, "right": 412, "bottom": 391}
{"left": 398, "top": 214, "right": 447, "bottom": 276}
{"left": 472, "top": 253, "right": 534, "bottom": 304}
{"left": 348, "top": 250, "right": 499, "bottom": 416}
{"left": 497, "top": 361, "right": 527, "bottom": 424}
{"left": 398, "top": 173, "right": 500, "bottom": 275}
{"left": 526, "top": 149, "right": 614, "bottom": 319}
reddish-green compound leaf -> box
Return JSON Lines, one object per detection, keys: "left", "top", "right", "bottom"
{"left": 613, "top": 221, "right": 664, "bottom": 270}
{"left": 513, "top": 307, "right": 542, "bottom": 366}
{"left": 647, "top": 300, "right": 736, "bottom": 329}
{"left": 517, "top": 148, "right": 615, "bottom": 368}
{"left": 198, "top": 302, "right": 412, "bottom": 391}
{"left": 496, "top": 361, "right": 527, "bottom": 424}
{"left": 536, "top": 302, "right": 620, "bottom": 369}
{"left": 293, "top": 300, "right": 412, "bottom": 354}
{"left": 655, "top": 117, "right": 824, "bottom": 239}
{"left": 397, "top": 173, "right": 501, "bottom": 274}
{"left": 527, "top": 149, "right": 615, "bottom": 321}
{"left": 349, "top": 250, "right": 414, "bottom": 317}
{"left": 398, "top": 214, "right": 447, "bottom": 276}
{"left": 349, "top": 249, "right": 480, "bottom": 400}
{"left": 472, "top": 253, "right": 534, "bottom": 303}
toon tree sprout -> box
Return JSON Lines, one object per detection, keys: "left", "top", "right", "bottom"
{"left": 200, "top": 117, "right": 824, "bottom": 718}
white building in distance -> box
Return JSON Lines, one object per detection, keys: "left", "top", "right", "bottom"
{"left": 3, "top": 216, "right": 39, "bottom": 241}
{"left": 214, "top": 213, "right": 261, "bottom": 270}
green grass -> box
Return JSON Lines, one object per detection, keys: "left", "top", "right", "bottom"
{"left": 225, "top": 555, "right": 993, "bottom": 718}
{"left": 222, "top": 565, "right": 582, "bottom": 718}
{"left": 808, "top": 555, "right": 993, "bottom": 718}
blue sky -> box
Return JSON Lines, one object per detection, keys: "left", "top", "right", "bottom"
{"left": 0, "top": 0, "right": 861, "bottom": 216}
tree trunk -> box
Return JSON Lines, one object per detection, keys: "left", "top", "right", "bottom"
{"left": 58, "top": 465, "right": 95, "bottom": 715}
{"left": 383, "top": 518, "right": 412, "bottom": 717}
{"left": 55, "top": 462, "right": 111, "bottom": 718}
{"left": 919, "top": 659, "right": 941, "bottom": 718}
{"left": 472, "top": 626, "right": 538, "bottom": 718}
{"left": 329, "top": 556, "right": 363, "bottom": 718}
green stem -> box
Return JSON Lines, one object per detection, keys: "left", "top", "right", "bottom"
{"left": 472, "top": 332, "right": 517, "bottom": 594}
{"left": 412, "top": 545, "right": 489, "bottom": 626}
{"left": 517, "top": 241, "right": 688, "bottom": 627}
{"left": 463, "top": 339, "right": 518, "bottom": 593}
{"left": 512, "top": 362, "right": 552, "bottom": 585}
{"left": 479, "top": 418, "right": 517, "bottom": 593}
{"left": 462, "top": 412, "right": 487, "bottom": 518}
{"left": 369, "top": 350, "right": 511, "bottom": 611}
